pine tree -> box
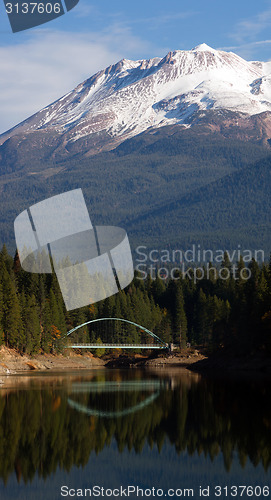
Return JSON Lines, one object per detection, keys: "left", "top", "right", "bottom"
{"left": 0, "top": 282, "right": 4, "bottom": 346}
{"left": 2, "top": 268, "right": 22, "bottom": 349}
{"left": 23, "top": 294, "right": 40, "bottom": 354}
{"left": 167, "top": 281, "right": 187, "bottom": 346}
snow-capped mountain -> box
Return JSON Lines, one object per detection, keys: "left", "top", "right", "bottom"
{"left": 1, "top": 43, "right": 271, "bottom": 155}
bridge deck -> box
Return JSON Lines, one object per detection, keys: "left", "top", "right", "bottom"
{"left": 65, "top": 343, "right": 167, "bottom": 349}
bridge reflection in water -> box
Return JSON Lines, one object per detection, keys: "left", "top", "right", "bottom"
{"left": 68, "top": 379, "right": 169, "bottom": 418}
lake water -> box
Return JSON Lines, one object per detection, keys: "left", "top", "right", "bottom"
{"left": 0, "top": 368, "right": 270, "bottom": 499}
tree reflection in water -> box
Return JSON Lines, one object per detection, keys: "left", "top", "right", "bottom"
{"left": 0, "top": 369, "right": 270, "bottom": 484}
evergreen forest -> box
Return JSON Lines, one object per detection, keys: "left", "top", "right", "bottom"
{"left": 0, "top": 245, "right": 271, "bottom": 356}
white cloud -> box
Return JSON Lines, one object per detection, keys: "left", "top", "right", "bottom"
{"left": 0, "top": 27, "right": 158, "bottom": 134}
{"left": 230, "top": 4, "right": 271, "bottom": 43}
{"left": 225, "top": 4, "right": 271, "bottom": 61}
{"left": 128, "top": 11, "right": 199, "bottom": 30}
{"left": 73, "top": 2, "right": 97, "bottom": 18}
{"left": 219, "top": 39, "right": 271, "bottom": 61}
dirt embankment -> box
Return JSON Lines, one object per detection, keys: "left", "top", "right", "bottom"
{"left": 0, "top": 346, "right": 206, "bottom": 373}
{"left": 144, "top": 350, "right": 207, "bottom": 367}
{"left": 104, "top": 349, "right": 271, "bottom": 377}
{"left": 1, "top": 345, "right": 270, "bottom": 377}
{"left": 0, "top": 346, "right": 105, "bottom": 374}
{"left": 104, "top": 349, "right": 206, "bottom": 368}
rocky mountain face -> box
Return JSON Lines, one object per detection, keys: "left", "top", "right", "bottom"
{"left": 1, "top": 43, "right": 271, "bottom": 159}
{"left": 0, "top": 44, "right": 271, "bottom": 253}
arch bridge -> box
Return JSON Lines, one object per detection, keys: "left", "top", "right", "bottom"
{"left": 65, "top": 317, "right": 168, "bottom": 350}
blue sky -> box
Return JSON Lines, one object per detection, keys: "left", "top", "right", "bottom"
{"left": 0, "top": 0, "right": 271, "bottom": 132}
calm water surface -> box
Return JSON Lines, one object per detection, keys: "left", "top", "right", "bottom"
{"left": 0, "top": 368, "right": 270, "bottom": 499}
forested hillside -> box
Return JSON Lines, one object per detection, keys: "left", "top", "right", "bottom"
{"left": 0, "top": 128, "right": 270, "bottom": 253}
{"left": 0, "top": 245, "right": 271, "bottom": 355}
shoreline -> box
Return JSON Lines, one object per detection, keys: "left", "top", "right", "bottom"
{"left": 0, "top": 345, "right": 206, "bottom": 375}
{"left": 0, "top": 346, "right": 106, "bottom": 374}
{"left": 1, "top": 345, "right": 271, "bottom": 379}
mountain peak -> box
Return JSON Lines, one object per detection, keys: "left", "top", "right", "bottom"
{"left": 192, "top": 43, "right": 215, "bottom": 52}
{"left": 1, "top": 45, "right": 270, "bottom": 154}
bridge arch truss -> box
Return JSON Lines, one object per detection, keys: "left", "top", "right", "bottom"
{"left": 65, "top": 317, "right": 167, "bottom": 349}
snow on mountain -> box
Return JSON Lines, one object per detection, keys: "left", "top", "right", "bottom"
{"left": 1, "top": 44, "right": 271, "bottom": 148}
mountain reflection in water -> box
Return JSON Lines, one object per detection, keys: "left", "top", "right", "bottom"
{"left": 0, "top": 369, "right": 270, "bottom": 498}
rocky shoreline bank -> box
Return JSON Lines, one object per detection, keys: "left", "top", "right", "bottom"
{"left": 0, "top": 346, "right": 205, "bottom": 374}
{"left": 0, "top": 346, "right": 105, "bottom": 374}
{"left": 1, "top": 345, "right": 270, "bottom": 378}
